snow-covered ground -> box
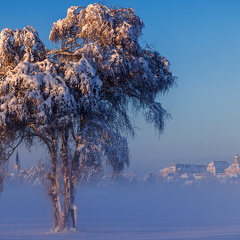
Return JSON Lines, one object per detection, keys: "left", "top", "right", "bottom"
{"left": 1, "top": 183, "right": 240, "bottom": 239}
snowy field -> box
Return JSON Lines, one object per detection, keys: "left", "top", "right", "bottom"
{"left": 1, "top": 183, "right": 240, "bottom": 240}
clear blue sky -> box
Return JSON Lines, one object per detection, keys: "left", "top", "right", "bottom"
{"left": 1, "top": 0, "right": 240, "bottom": 175}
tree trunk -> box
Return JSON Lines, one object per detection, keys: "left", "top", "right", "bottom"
{"left": 49, "top": 173, "right": 64, "bottom": 231}
{"left": 48, "top": 139, "right": 65, "bottom": 232}
{"left": 60, "top": 131, "right": 75, "bottom": 230}
{"left": 0, "top": 174, "right": 4, "bottom": 194}
{"left": 47, "top": 129, "right": 83, "bottom": 231}
{"left": 69, "top": 140, "right": 82, "bottom": 229}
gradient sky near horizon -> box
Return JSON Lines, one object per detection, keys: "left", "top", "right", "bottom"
{"left": 1, "top": 0, "right": 240, "bottom": 175}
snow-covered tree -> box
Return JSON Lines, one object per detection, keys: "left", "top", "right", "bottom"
{"left": 0, "top": 3, "right": 175, "bottom": 232}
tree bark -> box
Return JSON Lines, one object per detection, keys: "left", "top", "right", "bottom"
{"left": 40, "top": 127, "right": 83, "bottom": 231}
{"left": 48, "top": 138, "right": 65, "bottom": 232}
{"left": 60, "top": 130, "right": 74, "bottom": 230}
{"left": 69, "top": 138, "right": 82, "bottom": 229}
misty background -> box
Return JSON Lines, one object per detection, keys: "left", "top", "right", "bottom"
{"left": 1, "top": 182, "right": 240, "bottom": 239}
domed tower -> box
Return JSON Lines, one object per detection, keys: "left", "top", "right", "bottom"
{"left": 234, "top": 153, "right": 239, "bottom": 164}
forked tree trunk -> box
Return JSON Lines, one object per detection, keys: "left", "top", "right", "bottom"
{"left": 47, "top": 130, "right": 83, "bottom": 232}
{"left": 49, "top": 131, "right": 81, "bottom": 231}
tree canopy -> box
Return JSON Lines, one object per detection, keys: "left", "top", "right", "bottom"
{"left": 0, "top": 3, "right": 175, "bottom": 231}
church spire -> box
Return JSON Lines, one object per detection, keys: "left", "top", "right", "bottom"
{"left": 234, "top": 153, "right": 239, "bottom": 164}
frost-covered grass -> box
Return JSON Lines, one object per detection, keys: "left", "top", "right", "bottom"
{"left": 1, "top": 183, "right": 240, "bottom": 239}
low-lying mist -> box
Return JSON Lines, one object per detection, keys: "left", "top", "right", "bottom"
{"left": 1, "top": 181, "right": 240, "bottom": 239}
{"left": 77, "top": 182, "right": 240, "bottom": 229}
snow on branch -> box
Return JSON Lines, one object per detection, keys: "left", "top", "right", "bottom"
{"left": 50, "top": 3, "right": 144, "bottom": 51}
{"left": 0, "top": 2, "right": 176, "bottom": 194}
{"left": 0, "top": 26, "right": 46, "bottom": 76}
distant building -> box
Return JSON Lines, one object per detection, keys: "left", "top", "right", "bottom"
{"left": 225, "top": 154, "right": 240, "bottom": 176}
{"left": 159, "top": 163, "right": 207, "bottom": 177}
{"left": 207, "top": 160, "right": 229, "bottom": 175}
